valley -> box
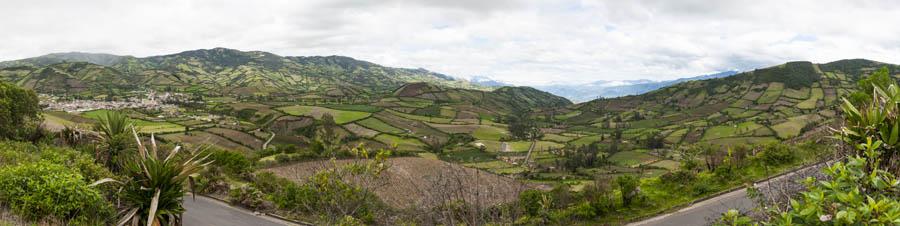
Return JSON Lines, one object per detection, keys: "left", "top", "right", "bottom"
{"left": 0, "top": 49, "right": 894, "bottom": 225}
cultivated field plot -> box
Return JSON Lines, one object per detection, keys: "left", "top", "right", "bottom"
{"left": 343, "top": 123, "right": 380, "bottom": 138}
{"left": 228, "top": 102, "right": 279, "bottom": 115}
{"left": 277, "top": 105, "right": 371, "bottom": 124}
{"left": 385, "top": 109, "right": 453, "bottom": 124}
{"left": 796, "top": 88, "right": 824, "bottom": 109}
{"left": 264, "top": 157, "right": 529, "bottom": 209}
{"left": 428, "top": 124, "right": 508, "bottom": 140}
{"left": 609, "top": 150, "right": 659, "bottom": 166}
{"left": 205, "top": 127, "right": 264, "bottom": 149}
{"left": 374, "top": 134, "right": 425, "bottom": 152}
{"left": 757, "top": 82, "right": 784, "bottom": 104}
{"left": 42, "top": 111, "right": 94, "bottom": 131}
{"left": 357, "top": 118, "right": 406, "bottom": 134}
{"left": 505, "top": 141, "right": 565, "bottom": 152}
{"left": 542, "top": 133, "right": 576, "bottom": 143}
{"left": 772, "top": 114, "right": 821, "bottom": 139}
{"left": 159, "top": 131, "right": 251, "bottom": 152}
{"left": 80, "top": 109, "right": 185, "bottom": 133}
{"left": 702, "top": 136, "right": 779, "bottom": 146}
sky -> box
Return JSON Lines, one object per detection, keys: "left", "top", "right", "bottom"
{"left": 2, "top": 0, "right": 900, "bottom": 85}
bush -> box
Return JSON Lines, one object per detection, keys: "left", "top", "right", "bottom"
{"left": 0, "top": 162, "right": 112, "bottom": 223}
{"left": 228, "top": 185, "right": 265, "bottom": 209}
{"left": 756, "top": 143, "right": 795, "bottom": 166}
{"left": 660, "top": 170, "right": 696, "bottom": 185}
{"left": 615, "top": 175, "right": 640, "bottom": 207}
{"left": 519, "top": 190, "right": 546, "bottom": 216}
{"left": 208, "top": 150, "right": 253, "bottom": 175}
{"left": 568, "top": 201, "right": 597, "bottom": 219}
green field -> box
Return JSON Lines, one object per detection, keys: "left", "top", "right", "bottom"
{"left": 757, "top": 82, "right": 784, "bottom": 104}
{"left": 543, "top": 133, "right": 576, "bottom": 143}
{"left": 472, "top": 126, "right": 508, "bottom": 140}
{"left": 702, "top": 125, "right": 737, "bottom": 140}
{"left": 357, "top": 118, "right": 406, "bottom": 134}
{"left": 609, "top": 151, "right": 659, "bottom": 166}
{"left": 81, "top": 109, "right": 184, "bottom": 133}
{"left": 570, "top": 135, "right": 603, "bottom": 146}
{"left": 385, "top": 109, "right": 453, "bottom": 124}
{"left": 772, "top": 114, "right": 819, "bottom": 139}
{"left": 277, "top": 105, "right": 372, "bottom": 124}
{"left": 320, "top": 104, "right": 383, "bottom": 113}
{"left": 374, "top": 134, "right": 425, "bottom": 151}
{"left": 796, "top": 88, "right": 824, "bottom": 109}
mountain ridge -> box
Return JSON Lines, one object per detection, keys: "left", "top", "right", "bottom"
{"left": 533, "top": 71, "right": 739, "bottom": 103}
{"left": 0, "top": 48, "right": 495, "bottom": 97}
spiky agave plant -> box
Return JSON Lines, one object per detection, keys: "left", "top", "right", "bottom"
{"left": 93, "top": 110, "right": 134, "bottom": 170}
{"left": 113, "top": 128, "right": 211, "bottom": 226}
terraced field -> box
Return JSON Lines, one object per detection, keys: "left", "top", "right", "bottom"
{"left": 277, "top": 105, "right": 371, "bottom": 124}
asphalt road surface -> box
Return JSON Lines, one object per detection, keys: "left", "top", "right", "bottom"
{"left": 183, "top": 195, "right": 297, "bottom": 226}
{"left": 628, "top": 162, "right": 828, "bottom": 226}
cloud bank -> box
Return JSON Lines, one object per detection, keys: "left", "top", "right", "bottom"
{"left": 2, "top": 0, "right": 899, "bottom": 85}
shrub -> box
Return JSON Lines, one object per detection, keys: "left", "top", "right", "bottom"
{"left": 756, "top": 143, "right": 795, "bottom": 166}
{"left": 0, "top": 162, "right": 112, "bottom": 223}
{"left": 228, "top": 185, "right": 265, "bottom": 209}
{"left": 568, "top": 201, "right": 597, "bottom": 219}
{"left": 660, "top": 170, "right": 696, "bottom": 185}
{"left": 519, "top": 190, "right": 546, "bottom": 216}
{"left": 615, "top": 175, "right": 640, "bottom": 207}
{"left": 208, "top": 149, "right": 253, "bottom": 175}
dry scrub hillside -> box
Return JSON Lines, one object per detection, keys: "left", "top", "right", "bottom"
{"left": 263, "top": 157, "right": 531, "bottom": 209}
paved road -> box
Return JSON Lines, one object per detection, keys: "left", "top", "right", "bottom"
{"left": 629, "top": 162, "right": 828, "bottom": 226}
{"left": 183, "top": 195, "right": 297, "bottom": 226}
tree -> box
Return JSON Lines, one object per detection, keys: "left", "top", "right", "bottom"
{"left": 316, "top": 113, "right": 341, "bottom": 156}
{"left": 615, "top": 175, "right": 640, "bottom": 207}
{"left": 0, "top": 81, "right": 40, "bottom": 140}
{"left": 506, "top": 109, "right": 542, "bottom": 141}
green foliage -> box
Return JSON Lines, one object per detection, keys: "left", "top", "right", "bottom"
{"left": 755, "top": 143, "right": 796, "bottom": 166}
{"left": 725, "top": 66, "right": 900, "bottom": 225}
{"left": 207, "top": 149, "right": 253, "bottom": 175}
{"left": 235, "top": 108, "right": 258, "bottom": 121}
{"left": 712, "top": 209, "right": 756, "bottom": 226}
{"left": 92, "top": 110, "right": 134, "bottom": 170}
{"left": 0, "top": 81, "right": 41, "bottom": 140}
{"left": 849, "top": 67, "right": 894, "bottom": 106}
{"left": 116, "top": 131, "right": 211, "bottom": 226}
{"left": 0, "top": 161, "right": 112, "bottom": 224}
{"left": 616, "top": 174, "right": 640, "bottom": 207}
{"left": 256, "top": 145, "right": 391, "bottom": 224}
{"left": 768, "top": 154, "right": 900, "bottom": 225}
{"left": 519, "top": 190, "right": 547, "bottom": 216}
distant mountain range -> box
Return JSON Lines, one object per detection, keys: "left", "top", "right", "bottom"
{"left": 0, "top": 48, "right": 492, "bottom": 97}
{"left": 529, "top": 71, "right": 739, "bottom": 103}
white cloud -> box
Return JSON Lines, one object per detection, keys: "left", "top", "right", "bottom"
{"left": 1, "top": 0, "right": 899, "bottom": 85}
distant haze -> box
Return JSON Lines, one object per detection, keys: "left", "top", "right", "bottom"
{"left": 2, "top": 0, "right": 900, "bottom": 85}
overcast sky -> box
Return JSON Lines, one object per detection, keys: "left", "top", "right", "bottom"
{"left": 2, "top": 0, "right": 900, "bottom": 85}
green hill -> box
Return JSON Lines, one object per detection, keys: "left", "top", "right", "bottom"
{"left": 0, "top": 48, "right": 489, "bottom": 97}
{"left": 562, "top": 59, "right": 898, "bottom": 145}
